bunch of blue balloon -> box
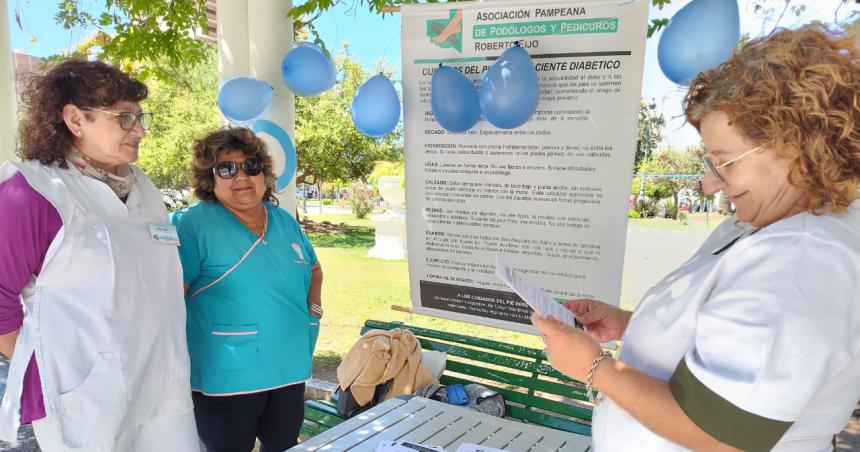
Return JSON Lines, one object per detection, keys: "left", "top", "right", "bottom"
{"left": 431, "top": 42, "right": 540, "bottom": 133}
{"left": 215, "top": 42, "right": 337, "bottom": 189}
{"left": 657, "top": 0, "right": 740, "bottom": 85}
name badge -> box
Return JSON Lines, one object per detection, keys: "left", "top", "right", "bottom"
{"left": 148, "top": 223, "right": 180, "bottom": 246}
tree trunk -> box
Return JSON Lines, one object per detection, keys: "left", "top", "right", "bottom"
{"left": 671, "top": 191, "right": 679, "bottom": 219}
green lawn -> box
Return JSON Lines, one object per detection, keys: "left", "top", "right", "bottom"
{"left": 628, "top": 212, "right": 728, "bottom": 231}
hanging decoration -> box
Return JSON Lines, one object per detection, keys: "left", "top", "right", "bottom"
{"left": 217, "top": 77, "right": 274, "bottom": 124}
{"left": 281, "top": 42, "right": 337, "bottom": 97}
{"left": 479, "top": 43, "right": 540, "bottom": 129}
{"left": 351, "top": 74, "right": 401, "bottom": 137}
{"left": 658, "top": 0, "right": 740, "bottom": 85}
{"left": 251, "top": 119, "right": 297, "bottom": 191}
{"left": 431, "top": 65, "right": 481, "bottom": 133}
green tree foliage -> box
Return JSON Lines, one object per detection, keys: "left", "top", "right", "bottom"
{"left": 294, "top": 49, "right": 402, "bottom": 187}
{"left": 368, "top": 161, "right": 405, "bottom": 190}
{"left": 41, "top": 0, "right": 854, "bottom": 74}
{"left": 136, "top": 46, "right": 222, "bottom": 207}
{"left": 637, "top": 147, "right": 704, "bottom": 219}
{"left": 49, "top": 0, "right": 210, "bottom": 81}
{"left": 636, "top": 99, "right": 666, "bottom": 171}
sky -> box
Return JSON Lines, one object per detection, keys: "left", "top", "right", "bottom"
{"left": 6, "top": 0, "right": 857, "bottom": 149}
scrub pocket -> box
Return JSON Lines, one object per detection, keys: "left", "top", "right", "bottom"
{"left": 209, "top": 323, "right": 259, "bottom": 371}
{"left": 309, "top": 315, "right": 321, "bottom": 356}
{"left": 57, "top": 352, "right": 128, "bottom": 449}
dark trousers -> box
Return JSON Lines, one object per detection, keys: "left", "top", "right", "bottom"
{"left": 192, "top": 383, "right": 305, "bottom": 452}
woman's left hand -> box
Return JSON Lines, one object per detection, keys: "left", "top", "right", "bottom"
{"left": 532, "top": 312, "right": 602, "bottom": 382}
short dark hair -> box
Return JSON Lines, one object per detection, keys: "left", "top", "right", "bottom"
{"left": 18, "top": 59, "right": 148, "bottom": 167}
{"left": 189, "top": 127, "right": 278, "bottom": 204}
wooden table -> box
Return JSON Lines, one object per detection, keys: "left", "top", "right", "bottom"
{"left": 290, "top": 396, "right": 591, "bottom": 452}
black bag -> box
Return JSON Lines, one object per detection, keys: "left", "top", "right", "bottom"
{"left": 336, "top": 379, "right": 394, "bottom": 418}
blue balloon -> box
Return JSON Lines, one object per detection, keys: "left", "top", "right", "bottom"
{"left": 251, "top": 119, "right": 297, "bottom": 191}
{"left": 351, "top": 75, "right": 401, "bottom": 137}
{"left": 479, "top": 44, "right": 539, "bottom": 129}
{"left": 431, "top": 66, "right": 480, "bottom": 132}
{"left": 281, "top": 43, "right": 336, "bottom": 97}
{"left": 217, "top": 77, "right": 273, "bottom": 124}
{"left": 658, "top": 0, "right": 740, "bottom": 85}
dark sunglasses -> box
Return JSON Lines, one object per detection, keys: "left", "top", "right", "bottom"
{"left": 212, "top": 158, "right": 264, "bottom": 179}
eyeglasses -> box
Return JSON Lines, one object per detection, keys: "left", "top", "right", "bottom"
{"left": 701, "top": 146, "right": 764, "bottom": 184}
{"left": 81, "top": 106, "right": 154, "bottom": 131}
{"left": 212, "top": 158, "right": 264, "bottom": 179}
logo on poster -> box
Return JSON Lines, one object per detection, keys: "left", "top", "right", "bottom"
{"left": 426, "top": 10, "right": 463, "bottom": 52}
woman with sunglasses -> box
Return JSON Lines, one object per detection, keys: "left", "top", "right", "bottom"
{"left": 0, "top": 59, "right": 198, "bottom": 450}
{"left": 533, "top": 24, "right": 860, "bottom": 451}
{"left": 172, "top": 127, "right": 323, "bottom": 452}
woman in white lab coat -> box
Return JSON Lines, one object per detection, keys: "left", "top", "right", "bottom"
{"left": 0, "top": 59, "right": 198, "bottom": 451}
{"left": 533, "top": 24, "right": 860, "bottom": 452}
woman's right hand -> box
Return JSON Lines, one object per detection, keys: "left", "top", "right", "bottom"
{"left": 563, "top": 299, "right": 632, "bottom": 342}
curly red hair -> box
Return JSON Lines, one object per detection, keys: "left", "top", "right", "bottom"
{"left": 685, "top": 23, "right": 860, "bottom": 213}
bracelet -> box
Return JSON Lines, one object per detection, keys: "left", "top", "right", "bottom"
{"left": 309, "top": 304, "right": 323, "bottom": 317}
{"left": 585, "top": 350, "right": 613, "bottom": 405}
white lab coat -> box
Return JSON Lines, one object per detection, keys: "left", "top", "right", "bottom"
{"left": 0, "top": 161, "right": 197, "bottom": 452}
{"left": 592, "top": 207, "right": 860, "bottom": 451}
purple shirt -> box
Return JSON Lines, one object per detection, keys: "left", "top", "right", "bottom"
{"left": 0, "top": 172, "right": 61, "bottom": 424}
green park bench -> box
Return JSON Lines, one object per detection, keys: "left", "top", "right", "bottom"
{"left": 301, "top": 319, "right": 594, "bottom": 439}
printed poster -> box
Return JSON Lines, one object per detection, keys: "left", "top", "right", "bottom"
{"left": 402, "top": 0, "right": 648, "bottom": 334}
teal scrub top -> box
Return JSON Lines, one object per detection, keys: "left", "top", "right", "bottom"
{"left": 172, "top": 201, "right": 319, "bottom": 395}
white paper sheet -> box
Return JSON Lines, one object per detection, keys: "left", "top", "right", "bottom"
{"left": 495, "top": 256, "right": 584, "bottom": 330}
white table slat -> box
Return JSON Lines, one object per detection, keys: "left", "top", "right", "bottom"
{"left": 421, "top": 416, "right": 482, "bottom": 448}
{"left": 504, "top": 431, "right": 548, "bottom": 451}
{"left": 291, "top": 397, "right": 591, "bottom": 452}
{"left": 348, "top": 404, "right": 452, "bottom": 452}
{"left": 528, "top": 435, "right": 567, "bottom": 452}
{"left": 558, "top": 436, "right": 592, "bottom": 452}
{"left": 293, "top": 398, "right": 408, "bottom": 451}
{"left": 331, "top": 403, "right": 436, "bottom": 451}
{"left": 478, "top": 428, "right": 522, "bottom": 450}
{"left": 445, "top": 423, "right": 501, "bottom": 451}
{"left": 397, "top": 408, "right": 467, "bottom": 444}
